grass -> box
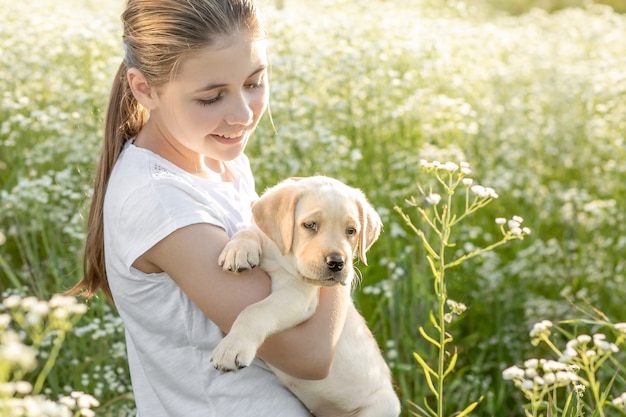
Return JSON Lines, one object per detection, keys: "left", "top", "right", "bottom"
{"left": 1, "top": 0, "right": 626, "bottom": 415}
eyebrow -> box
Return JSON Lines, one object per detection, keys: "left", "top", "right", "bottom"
{"left": 194, "top": 65, "right": 267, "bottom": 93}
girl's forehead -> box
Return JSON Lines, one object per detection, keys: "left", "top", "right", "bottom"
{"left": 176, "top": 32, "right": 268, "bottom": 86}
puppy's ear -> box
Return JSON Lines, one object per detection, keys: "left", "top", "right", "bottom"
{"left": 356, "top": 192, "right": 382, "bottom": 265}
{"left": 252, "top": 183, "right": 301, "bottom": 255}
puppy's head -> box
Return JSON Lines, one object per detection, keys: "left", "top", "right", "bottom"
{"left": 252, "top": 176, "right": 382, "bottom": 286}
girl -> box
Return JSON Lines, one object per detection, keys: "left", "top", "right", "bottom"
{"left": 70, "top": 1, "right": 350, "bottom": 416}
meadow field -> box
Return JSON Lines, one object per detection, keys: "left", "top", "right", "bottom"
{"left": 1, "top": 0, "right": 626, "bottom": 415}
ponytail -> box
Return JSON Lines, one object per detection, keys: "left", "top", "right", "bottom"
{"left": 68, "top": 0, "right": 263, "bottom": 301}
{"left": 68, "top": 62, "right": 147, "bottom": 301}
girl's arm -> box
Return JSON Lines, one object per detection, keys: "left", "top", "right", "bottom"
{"left": 133, "top": 222, "right": 350, "bottom": 380}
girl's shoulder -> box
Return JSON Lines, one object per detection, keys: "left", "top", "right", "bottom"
{"left": 105, "top": 141, "right": 256, "bottom": 237}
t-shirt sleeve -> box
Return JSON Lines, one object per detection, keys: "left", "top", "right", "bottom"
{"left": 113, "top": 179, "right": 227, "bottom": 272}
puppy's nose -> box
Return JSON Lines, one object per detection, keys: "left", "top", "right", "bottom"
{"left": 326, "top": 254, "right": 345, "bottom": 272}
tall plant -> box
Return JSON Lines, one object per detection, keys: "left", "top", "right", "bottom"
{"left": 396, "top": 160, "right": 530, "bottom": 417}
{"left": 503, "top": 309, "right": 626, "bottom": 417}
{"left": 0, "top": 293, "right": 100, "bottom": 416}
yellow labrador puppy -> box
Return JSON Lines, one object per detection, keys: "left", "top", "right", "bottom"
{"left": 212, "top": 176, "right": 400, "bottom": 417}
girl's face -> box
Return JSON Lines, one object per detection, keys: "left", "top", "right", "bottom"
{"left": 147, "top": 31, "right": 269, "bottom": 169}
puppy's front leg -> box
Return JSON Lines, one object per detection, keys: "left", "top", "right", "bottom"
{"left": 218, "top": 229, "right": 262, "bottom": 272}
{"left": 211, "top": 283, "right": 318, "bottom": 372}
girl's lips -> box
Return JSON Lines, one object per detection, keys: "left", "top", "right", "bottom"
{"left": 211, "top": 131, "right": 245, "bottom": 144}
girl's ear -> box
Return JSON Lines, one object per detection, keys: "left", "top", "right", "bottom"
{"left": 127, "top": 68, "right": 159, "bottom": 110}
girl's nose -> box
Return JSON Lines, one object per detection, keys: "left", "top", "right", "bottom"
{"left": 225, "top": 93, "right": 254, "bottom": 126}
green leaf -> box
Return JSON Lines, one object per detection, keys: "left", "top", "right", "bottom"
{"left": 455, "top": 396, "right": 484, "bottom": 417}
{"left": 419, "top": 326, "right": 441, "bottom": 348}
{"left": 429, "top": 310, "right": 441, "bottom": 332}
{"left": 413, "top": 352, "right": 439, "bottom": 397}
{"left": 443, "top": 350, "right": 458, "bottom": 378}
{"left": 412, "top": 351, "right": 436, "bottom": 378}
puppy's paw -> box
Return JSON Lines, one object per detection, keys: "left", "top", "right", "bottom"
{"left": 218, "top": 238, "right": 261, "bottom": 273}
{"left": 210, "top": 334, "right": 257, "bottom": 373}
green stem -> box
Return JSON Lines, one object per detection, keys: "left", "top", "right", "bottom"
{"left": 445, "top": 237, "right": 518, "bottom": 270}
{"left": 435, "top": 192, "right": 454, "bottom": 417}
{"left": 32, "top": 329, "right": 67, "bottom": 395}
{"left": 586, "top": 366, "right": 605, "bottom": 417}
{"left": 0, "top": 252, "right": 23, "bottom": 290}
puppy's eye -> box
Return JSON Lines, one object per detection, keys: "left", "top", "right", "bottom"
{"left": 303, "top": 221, "right": 317, "bottom": 231}
{"left": 346, "top": 227, "right": 357, "bottom": 237}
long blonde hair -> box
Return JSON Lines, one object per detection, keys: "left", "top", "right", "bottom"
{"left": 69, "top": 0, "right": 264, "bottom": 300}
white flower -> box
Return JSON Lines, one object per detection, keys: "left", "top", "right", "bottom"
{"left": 495, "top": 217, "right": 506, "bottom": 225}
{"left": 14, "top": 381, "right": 33, "bottom": 395}
{"left": 612, "top": 392, "right": 626, "bottom": 408}
{"left": 0, "top": 332, "right": 37, "bottom": 371}
{"left": 556, "top": 371, "right": 575, "bottom": 384}
{"left": 502, "top": 365, "right": 525, "bottom": 380}
{"left": 32, "top": 300, "right": 50, "bottom": 316}
{"left": 471, "top": 185, "right": 487, "bottom": 197}
{"left": 58, "top": 396, "right": 77, "bottom": 409}
{"left": 462, "top": 178, "right": 474, "bottom": 186}
{"left": 0, "top": 314, "right": 11, "bottom": 328}
{"left": 574, "top": 384, "right": 586, "bottom": 396}
{"left": 80, "top": 409, "right": 96, "bottom": 417}
{"left": 446, "top": 299, "right": 467, "bottom": 315}
{"left": 426, "top": 193, "right": 442, "bottom": 205}
{"left": 614, "top": 323, "right": 626, "bottom": 333}
{"left": 49, "top": 294, "right": 77, "bottom": 309}
{"left": 20, "top": 296, "right": 39, "bottom": 310}
{"left": 530, "top": 320, "right": 553, "bottom": 338}
{"left": 75, "top": 392, "right": 100, "bottom": 409}
{"left": 442, "top": 161, "right": 459, "bottom": 172}
{"left": 542, "top": 360, "right": 567, "bottom": 372}
{"left": 577, "top": 334, "right": 592, "bottom": 344}
{"left": 508, "top": 219, "right": 521, "bottom": 229}
{"left": 524, "top": 358, "right": 539, "bottom": 369}
{"left": 3, "top": 295, "right": 22, "bottom": 309}
{"left": 559, "top": 347, "right": 578, "bottom": 362}
{"left": 597, "top": 341, "right": 619, "bottom": 354}
{"left": 543, "top": 372, "right": 556, "bottom": 385}
{"left": 485, "top": 187, "right": 499, "bottom": 198}
{"left": 53, "top": 308, "right": 70, "bottom": 320}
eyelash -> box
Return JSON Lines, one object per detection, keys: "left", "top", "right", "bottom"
{"left": 197, "top": 77, "right": 265, "bottom": 107}
{"left": 197, "top": 95, "right": 223, "bottom": 107}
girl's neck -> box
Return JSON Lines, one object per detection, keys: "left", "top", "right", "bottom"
{"left": 134, "top": 122, "right": 232, "bottom": 181}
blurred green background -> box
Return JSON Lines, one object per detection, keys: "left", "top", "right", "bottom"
{"left": 1, "top": 0, "right": 625, "bottom": 415}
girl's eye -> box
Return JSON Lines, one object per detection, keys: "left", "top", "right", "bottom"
{"left": 197, "top": 94, "right": 223, "bottom": 107}
{"left": 246, "top": 76, "right": 265, "bottom": 89}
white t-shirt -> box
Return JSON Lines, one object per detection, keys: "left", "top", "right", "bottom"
{"left": 103, "top": 141, "right": 311, "bottom": 417}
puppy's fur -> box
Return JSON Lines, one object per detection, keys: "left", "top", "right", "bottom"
{"left": 212, "top": 176, "right": 400, "bottom": 417}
